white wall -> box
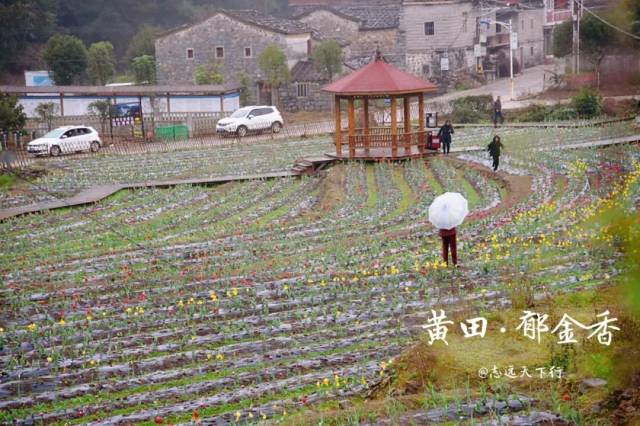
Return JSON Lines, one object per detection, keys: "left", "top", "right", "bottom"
{"left": 18, "top": 93, "right": 240, "bottom": 117}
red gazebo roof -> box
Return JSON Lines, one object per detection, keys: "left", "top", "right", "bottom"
{"left": 322, "top": 57, "right": 438, "bottom": 96}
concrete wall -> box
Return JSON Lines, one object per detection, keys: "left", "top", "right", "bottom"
{"left": 401, "top": 0, "right": 477, "bottom": 77}
{"left": 514, "top": 8, "right": 545, "bottom": 68}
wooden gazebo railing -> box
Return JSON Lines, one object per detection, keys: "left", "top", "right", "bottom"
{"left": 341, "top": 128, "right": 428, "bottom": 157}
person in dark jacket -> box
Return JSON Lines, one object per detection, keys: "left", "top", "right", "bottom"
{"left": 487, "top": 135, "right": 504, "bottom": 171}
{"left": 439, "top": 227, "right": 458, "bottom": 266}
{"left": 493, "top": 96, "right": 504, "bottom": 128}
{"left": 437, "top": 120, "right": 454, "bottom": 154}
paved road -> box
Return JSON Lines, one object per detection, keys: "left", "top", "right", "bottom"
{"left": 425, "top": 64, "right": 548, "bottom": 110}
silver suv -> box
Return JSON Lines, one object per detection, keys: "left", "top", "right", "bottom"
{"left": 216, "top": 106, "right": 284, "bottom": 137}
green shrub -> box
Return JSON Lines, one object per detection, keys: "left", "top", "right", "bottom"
{"left": 571, "top": 87, "right": 602, "bottom": 118}
{"left": 0, "top": 174, "right": 16, "bottom": 191}
{"left": 547, "top": 106, "right": 578, "bottom": 121}
{"left": 450, "top": 95, "right": 493, "bottom": 123}
{"left": 513, "top": 104, "right": 549, "bottom": 122}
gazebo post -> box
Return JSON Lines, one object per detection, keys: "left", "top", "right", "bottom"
{"left": 403, "top": 95, "right": 411, "bottom": 154}
{"left": 418, "top": 92, "right": 425, "bottom": 154}
{"left": 363, "top": 96, "right": 370, "bottom": 155}
{"left": 390, "top": 96, "right": 398, "bottom": 157}
{"left": 335, "top": 96, "right": 342, "bottom": 157}
{"left": 348, "top": 96, "right": 356, "bottom": 158}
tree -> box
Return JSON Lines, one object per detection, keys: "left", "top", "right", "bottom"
{"left": 131, "top": 55, "right": 156, "bottom": 84}
{"left": 311, "top": 40, "right": 343, "bottom": 81}
{"left": 579, "top": 14, "right": 616, "bottom": 84}
{"left": 35, "top": 102, "right": 59, "bottom": 131}
{"left": 552, "top": 13, "right": 616, "bottom": 84}
{"left": 238, "top": 71, "right": 254, "bottom": 105}
{"left": 259, "top": 45, "right": 291, "bottom": 106}
{"left": 42, "top": 34, "right": 88, "bottom": 85}
{"left": 88, "top": 100, "right": 112, "bottom": 134}
{"left": 87, "top": 42, "right": 116, "bottom": 85}
{"left": 126, "top": 26, "right": 158, "bottom": 62}
{"left": 195, "top": 63, "right": 223, "bottom": 85}
{"left": 0, "top": 0, "right": 56, "bottom": 72}
{"left": 0, "top": 95, "right": 27, "bottom": 131}
{"left": 552, "top": 21, "right": 573, "bottom": 58}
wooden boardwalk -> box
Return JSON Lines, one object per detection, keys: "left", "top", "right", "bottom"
{"left": 0, "top": 171, "right": 297, "bottom": 222}
{"left": 1, "top": 133, "right": 638, "bottom": 222}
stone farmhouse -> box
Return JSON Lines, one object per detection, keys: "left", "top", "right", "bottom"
{"left": 155, "top": 10, "right": 312, "bottom": 105}
{"left": 291, "top": 4, "right": 403, "bottom": 66}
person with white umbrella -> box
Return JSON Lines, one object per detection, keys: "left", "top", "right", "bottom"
{"left": 428, "top": 192, "right": 469, "bottom": 266}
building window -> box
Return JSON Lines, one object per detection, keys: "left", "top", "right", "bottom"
{"left": 186, "top": 48, "right": 194, "bottom": 59}
{"left": 521, "top": 20, "right": 524, "bottom": 31}
{"left": 422, "top": 64, "right": 430, "bottom": 75}
{"left": 531, "top": 46, "right": 534, "bottom": 55}
{"left": 462, "top": 12, "right": 468, "bottom": 32}
{"left": 424, "top": 21, "right": 435, "bottom": 36}
{"left": 216, "top": 46, "right": 224, "bottom": 58}
{"left": 244, "top": 47, "right": 252, "bottom": 57}
{"left": 496, "top": 22, "right": 502, "bottom": 33}
{"left": 297, "top": 82, "right": 309, "bottom": 97}
{"left": 531, "top": 19, "right": 534, "bottom": 29}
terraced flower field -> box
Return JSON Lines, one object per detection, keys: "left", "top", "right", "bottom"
{"left": 0, "top": 124, "right": 639, "bottom": 425}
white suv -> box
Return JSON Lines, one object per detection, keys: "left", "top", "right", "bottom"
{"left": 216, "top": 106, "right": 284, "bottom": 137}
{"left": 27, "top": 126, "right": 102, "bottom": 157}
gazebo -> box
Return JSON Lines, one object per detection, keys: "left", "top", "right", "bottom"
{"left": 322, "top": 52, "right": 438, "bottom": 160}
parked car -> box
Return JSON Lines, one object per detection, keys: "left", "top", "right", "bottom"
{"left": 216, "top": 106, "right": 284, "bottom": 137}
{"left": 27, "top": 126, "right": 103, "bottom": 157}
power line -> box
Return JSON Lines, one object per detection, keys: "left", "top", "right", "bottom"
{"left": 576, "top": 0, "right": 640, "bottom": 40}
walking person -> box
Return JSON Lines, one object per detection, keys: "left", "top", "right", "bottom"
{"left": 493, "top": 96, "right": 504, "bottom": 128}
{"left": 439, "top": 227, "right": 458, "bottom": 266}
{"left": 487, "top": 135, "right": 504, "bottom": 171}
{"left": 437, "top": 120, "right": 454, "bottom": 155}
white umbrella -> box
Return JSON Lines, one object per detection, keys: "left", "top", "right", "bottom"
{"left": 428, "top": 192, "right": 469, "bottom": 230}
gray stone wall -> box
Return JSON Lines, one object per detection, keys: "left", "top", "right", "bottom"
{"left": 156, "top": 14, "right": 290, "bottom": 85}
{"left": 300, "top": 10, "right": 402, "bottom": 66}
{"left": 279, "top": 81, "right": 332, "bottom": 112}
{"left": 299, "top": 10, "right": 359, "bottom": 41}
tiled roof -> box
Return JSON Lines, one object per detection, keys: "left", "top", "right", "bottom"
{"left": 322, "top": 56, "right": 437, "bottom": 95}
{"left": 310, "top": 29, "right": 350, "bottom": 46}
{"left": 158, "top": 9, "right": 311, "bottom": 39}
{"left": 224, "top": 9, "right": 311, "bottom": 34}
{"left": 292, "top": 3, "right": 400, "bottom": 30}
{"left": 291, "top": 60, "right": 328, "bottom": 82}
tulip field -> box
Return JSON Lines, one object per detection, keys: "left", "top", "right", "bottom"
{"left": 1, "top": 123, "right": 639, "bottom": 425}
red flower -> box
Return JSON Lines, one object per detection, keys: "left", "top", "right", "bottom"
{"left": 155, "top": 416, "right": 164, "bottom": 424}
{"left": 192, "top": 409, "right": 199, "bottom": 420}
{"left": 562, "top": 392, "right": 570, "bottom": 401}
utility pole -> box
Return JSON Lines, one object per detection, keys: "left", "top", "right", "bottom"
{"left": 571, "top": 0, "right": 580, "bottom": 74}
{"left": 509, "top": 18, "right": 515, "bottom": 100}
{"left": 577, "top": 0, "right": 581, "bottom": 73}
